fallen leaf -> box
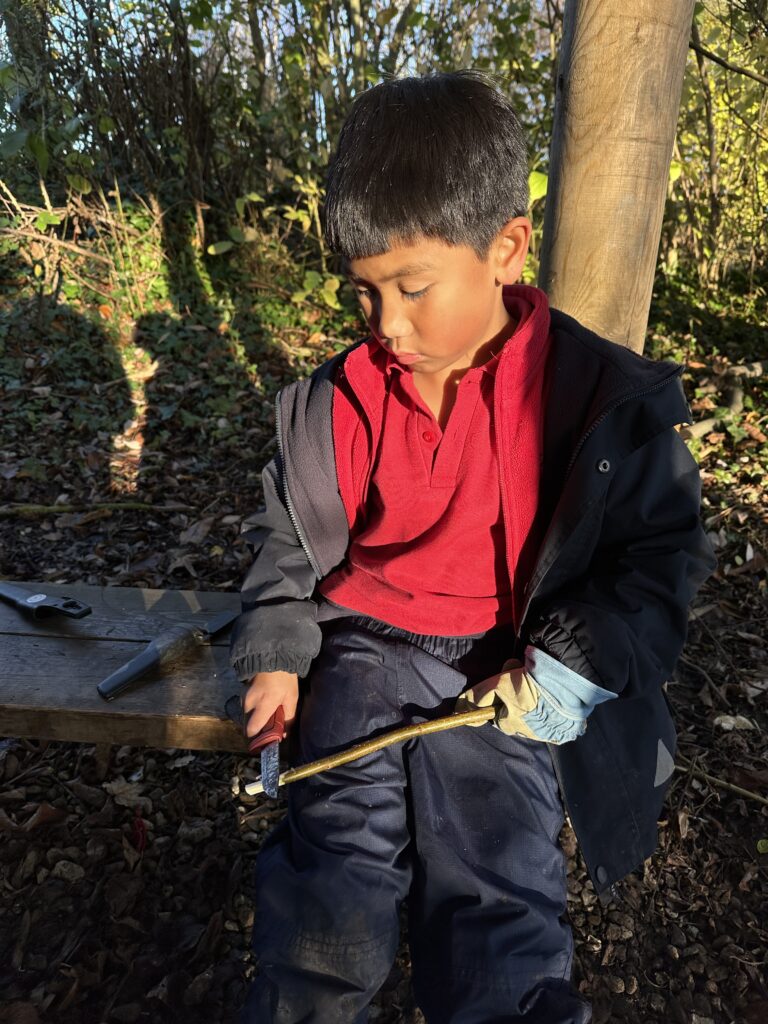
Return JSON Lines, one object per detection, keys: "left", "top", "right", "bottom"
{"left": 0, "top": 808, "right": 17, "bottom": 830}
{"left": 179, "top": 516, "right": 215, "bottom": 546}
{"left": 11, "top": 908, "right": 30, "bottom": 969}
{"left": 21, "top": 803, "right": 68, "bottom": 831}
{"left": 169, "top": 754, "right": 195, "bottom": 769}
{"left": 677, "top": 809, "right": 690, "bottom": 840}
{"left": 738, "top": 863, "right": 759, "bottom": 891}
{"left": 167, "top": 550, "right": 198, "bottom": 577}
{"left": 0, "top": 1003, "right": 41, "bottom": 1024}
{"left": 122, "top": 833, "right": 142, "bottom": 871}
{"left": 728, "top": 766, "right": 768, "bottom": 791}
{"left": 713, "top": 714, "right": 755, "bottom": 731}
{"left": 103, "top": 776, "right": 152, "bottom": 814}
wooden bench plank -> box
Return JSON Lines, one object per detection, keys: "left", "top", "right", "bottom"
{"left": 0, "top": 580, "right": 237, "bottom": 640}
{"left": 0, "top": 582, "right": 248, "bottom": 752}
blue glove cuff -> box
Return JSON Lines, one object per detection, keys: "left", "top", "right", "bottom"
{"left": 521, "top": 646, "right": 617, "bottom": 743}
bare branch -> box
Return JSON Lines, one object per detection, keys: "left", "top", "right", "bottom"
{"left": 689, "top": 38, "right": 768, "bottom": 87}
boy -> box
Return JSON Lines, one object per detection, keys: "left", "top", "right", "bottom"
{"left": 229, "top": 71, "right": 715, "bottom": 1023}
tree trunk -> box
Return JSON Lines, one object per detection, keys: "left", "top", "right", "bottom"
{"left": 538, "top": 0, "right": 696, "bottom": 353}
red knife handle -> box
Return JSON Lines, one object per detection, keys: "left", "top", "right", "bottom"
{"left": 247, "top": 706, "right": 285, "bottom": 754}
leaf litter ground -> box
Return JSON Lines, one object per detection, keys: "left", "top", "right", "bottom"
{"left": 0, "top": 288, "right": 767, "bottom": 1023}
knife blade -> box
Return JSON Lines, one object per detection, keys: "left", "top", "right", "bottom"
{"left": 97, "top": 607, "right": 238, "bottom": 701}
{"left": 247, "top": 706, "right": 285, "bottom": 799}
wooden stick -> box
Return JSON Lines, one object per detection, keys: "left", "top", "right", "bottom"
{"left": 243, "top": 706, "right": 495, "bottom": 796}
{"left": 0, "top": 502, "right": 195, "bottom": 518}
{"left": 675, "top": 756, "right": 768, "bottom": 808}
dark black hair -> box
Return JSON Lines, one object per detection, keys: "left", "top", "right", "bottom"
{"left": 322, "top": 70, "right": 529, "bottom": 262}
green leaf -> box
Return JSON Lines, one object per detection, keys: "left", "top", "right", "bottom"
{"left": 0, "top": 61, "right": 16, "bottom": 89}
{"left": 228, "top": 226, "right": 245, "bottom": 243}
{"left": 62, "top": 116, "right": 82, "bottom": 137}
{"left": 235, "top": 193, "right": 264, "bottom": 218}
{"left": 66, "top": 174, "right": 92, "bottom": 195}
{"left": 189, "top": 0, "right": 213, "bottom": 28}
{"left": 98, "top": 115, "right": 116, "bottom": 134}
{"left": 376, "top": 7, "right": 399, "bottom": 27}
{"left": 34, "top": 210, "right": 61, "bottom": 231}
{"left": 207, "top": 240, "right": 234, "bottom": 255}
{"left": 528, "top": 170, "right": 548, "bottom": 203}
{"left": 291, "top": 290, "right": 309, "bottom": 304}
{"left": 0, "top": 129, "right": 29, "bottom": 159}
{"left": 320, "top": 289, "right": 341, "bottom": 310}
{"left": 303, "top": 270, "right": 322, "bottom": 290}
{"left": 27, "top": 133, "right": 49, "bottom": 178}
{"left": 322, "top": 275, "right": 340, "bottom": 293}
{"left": 668, "top": 161, "right": 682, "bottom": 184}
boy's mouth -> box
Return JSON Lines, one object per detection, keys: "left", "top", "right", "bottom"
{"left": 393, "top": 352, "right": 424, "bottom": 365}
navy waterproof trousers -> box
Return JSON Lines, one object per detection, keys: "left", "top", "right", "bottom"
{"left": 242, "top": 611, "right": 591, "bottom": 1023}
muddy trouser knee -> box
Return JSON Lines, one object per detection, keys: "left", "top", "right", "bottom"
{"left": 241, "top": 615, "right": 591, "bottom": 1024}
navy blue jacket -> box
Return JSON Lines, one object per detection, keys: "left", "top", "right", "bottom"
{"left": 229, "top": 307, "right": 716, "bottom": 896}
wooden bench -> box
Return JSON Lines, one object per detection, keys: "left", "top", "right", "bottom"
{"left": 0, "top": 582, "right": 247, "bottom": 752}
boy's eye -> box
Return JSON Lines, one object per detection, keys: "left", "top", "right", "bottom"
{"left": 401, "top": 286, "right": 429, "bottom": 302}
{"left": 353, "top": 285, "right": 430, "bottom": 302}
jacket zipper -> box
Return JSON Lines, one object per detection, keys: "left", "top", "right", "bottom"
{"left": 274, "top": 391, "right": 322, "bottom": 578}
{"left": 513, "top": 368, "right": 683, "bottom": 642}
{"left": 563, "top": 368, "right": 683, "bottom": 479}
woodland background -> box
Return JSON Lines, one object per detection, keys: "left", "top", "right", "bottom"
{"left": 0, "top": 2, "right": 767, "bottom": 1022}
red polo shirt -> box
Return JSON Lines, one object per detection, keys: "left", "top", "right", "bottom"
{"left": 319, "top": 285, "right": 551, "bottom": 635}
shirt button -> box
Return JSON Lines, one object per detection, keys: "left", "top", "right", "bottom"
{"left": 422, "top": 430, "right": 435, "bottom": 443}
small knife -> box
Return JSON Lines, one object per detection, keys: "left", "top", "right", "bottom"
{"left": 97, "top": 608, "right": 238, "bottom": 701}
{"left": 247, "top": 706, "right": 285, "bottom": 799}
{"left": 0, "top": 580, "right": 91, "bottom": 619}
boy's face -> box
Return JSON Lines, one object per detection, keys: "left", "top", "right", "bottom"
{"left": 346, "top": 219, "right": 531, "bottom": 379}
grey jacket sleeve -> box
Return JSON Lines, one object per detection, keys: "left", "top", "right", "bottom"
{"left": 526, "top": 429, "right": 717, "bottom": 701}
{"left": 228, "top": 454, "right": 322, "bottom": 681}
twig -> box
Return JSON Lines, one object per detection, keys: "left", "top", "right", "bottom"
{"left": 6, "top": 228, "right": 114, "bottom": 265}
{"left": 681, "top": 417, "right": 718, "bottom": 440}
{"left": 676, "top": 755, "right": 768, "bottom": 808}
{"left": 689, "top": 39, "right": 768, "bottom": 88}
{"left": 677, "top": 652, "right": 731, "bottom": 709}
{"left": 244, "top": 707, "right": 496, "bottom": 796}
{"left": 0, "top": 502, "right": 195, "bottom": 518}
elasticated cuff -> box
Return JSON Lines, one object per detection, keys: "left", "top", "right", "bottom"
{"left": 231, "top": 649, "right": 315, "bottom": 682}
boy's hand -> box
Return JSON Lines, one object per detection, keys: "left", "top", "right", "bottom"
{"left": 243, "top": 671, "right": 299, "bottom": 742}
{"left": 455, "top": 659, "right": 587, "bottom": 745}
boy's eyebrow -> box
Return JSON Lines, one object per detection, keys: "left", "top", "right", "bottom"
{"left": 347, "top": 261, "right": 436, "bottom": 284}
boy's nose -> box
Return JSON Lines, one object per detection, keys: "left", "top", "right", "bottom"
{"left": 375, "top": 301, "right": 412, "bottom": 342}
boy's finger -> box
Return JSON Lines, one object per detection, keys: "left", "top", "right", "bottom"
{"left": 244, "top": 706, "right": 275, "bottom": 738}
{"left": 245, "top": 702, "right": 297, "bottom": 740}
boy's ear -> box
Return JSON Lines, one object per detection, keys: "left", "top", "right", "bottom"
{"left": 492, "top": 218, "right": 532, "bottom": 285}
